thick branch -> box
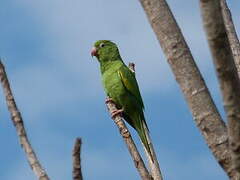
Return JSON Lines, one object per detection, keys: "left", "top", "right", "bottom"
{"left": 138, "top": 0, "right": 233, "bottom": 178}
{"left": 200, "top": 0, "right": 240, "bottom": 177}
{"left": 72, "top": 138, "right": 83, "bottom": 180}
{"left": 0, "top": 61, "right": 49, "bottom": 180}
{"left": 106, "top": 100, "right": 152, "bottom": 180}
{"left": 220, "top": 0, "right": 240, "bottom": 77}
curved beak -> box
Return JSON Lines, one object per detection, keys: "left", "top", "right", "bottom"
{"left": 91, "top": 47, "right": 98, "bottom": 57}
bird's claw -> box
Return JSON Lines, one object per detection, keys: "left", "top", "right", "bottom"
{"left": 105, "top": 97, "right": 114, "bottom": 104}
{"left": 111, "top": 109, "right": 124, "bottom": 119}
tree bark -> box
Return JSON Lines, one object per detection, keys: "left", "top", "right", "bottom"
{"left": 220, "top": 0, "right": 240, "bottom": 78}
{"left": 0, "top": 61, "right": 50, "bottom": 180}
{"left": 200, "top": 0, "right": 240, "bottom": 177}
{"left": 138, "top": 0, "right": 234, "bottom": 178}
{"left": 72, "top": 138, "right": 83, "bottom": 180}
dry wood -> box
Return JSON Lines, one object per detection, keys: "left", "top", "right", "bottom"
{"left": 138, "top": 0, "right": 234, "bottom": 178}
{"left": 72, "top": 138, "right": 83, "bottom": 180}
{"left": 0, "top": 60, "right": 49, "bottom": 180}
{"left": 142, "top": 124, "right": 162, "bottom": 180}
{"left": 106, "top": 99, "right": 152, "bottom": 180}
{"left": 200, "top": 0, "right": 240, "bottom": 177}
{"left": 220, "top": 0, "right": 240, "bottom": 77}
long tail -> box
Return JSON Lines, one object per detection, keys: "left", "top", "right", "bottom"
{"left": 123, "top": 111, "right": 154, "bottom": 161}
{"left": 136, "top": 115, "right": 154, "bottom": 162}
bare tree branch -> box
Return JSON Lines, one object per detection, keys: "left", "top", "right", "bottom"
{"left": 142, "top": 124, "right": 162, "bottom": 180}
{"left": 106, "top": 100, "right": 152, "bottom": 180}
{"left": 72, "top": 138, "right": 83, "bottom": 180}
{"left": 0, "top": 60, "right": 49, "bottom": 180}
{"left": 138, "top": 0, "right": 234, "bottom": 178}
{"left": 220, "top": 0, "right": 240, "bottom": 77}
{"left": 200, "top": 0, "right": 240, "bottom": 177}
{"left": 128, "top": 63, "right": 163, "bottom": 180}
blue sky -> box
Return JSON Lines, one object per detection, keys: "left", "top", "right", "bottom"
{"left": 0, "top": 0, "right": 239, "bottom": 179}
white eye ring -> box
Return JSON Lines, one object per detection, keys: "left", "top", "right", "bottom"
{"left": 99, "top": 43, "right": 105, "bottom": 48}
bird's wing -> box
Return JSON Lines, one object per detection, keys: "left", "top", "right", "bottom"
{"left": 118, "top": 65, "right": 144, "bottom": 109}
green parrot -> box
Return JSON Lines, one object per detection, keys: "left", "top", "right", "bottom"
{"left": 91, "top": 40, "right": 152, "bottom": 160}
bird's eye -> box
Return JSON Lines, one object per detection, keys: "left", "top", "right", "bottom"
{"left": 99, "top": 43, "right": 105, "bottom": 48}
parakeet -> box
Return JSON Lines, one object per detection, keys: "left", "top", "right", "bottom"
{"left": 91, "top": 40, "right": 152, "bottom": 159}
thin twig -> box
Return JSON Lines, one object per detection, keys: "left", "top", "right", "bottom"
{"left": 106, "top": 100, "right": 152, "bottom": 180}
{"left": 0, "top": 60, "right": 49, "bottom": 180}
{"left": 129, "top": 63, "right": 163, "bottom": 180}
{"left": 143, "top": 124, "right": 162, "bottom": 180}
{"left": 72, "top": 138, "right": 83, "bottom": 180}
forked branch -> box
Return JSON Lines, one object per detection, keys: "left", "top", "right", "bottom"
{"left": 138, "top": 0, "right": 233, "bottom": 178}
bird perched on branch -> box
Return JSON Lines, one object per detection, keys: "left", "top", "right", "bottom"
{"left": 91, "top": 40, "right": 152, "bottom": 159}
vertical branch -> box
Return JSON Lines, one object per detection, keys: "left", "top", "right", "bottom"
{"left": 143, "top": 124, "right": 162, "bottom": 180}
{"left": 0, "top": 60, "right": 49, "bottom": 180}
{"left": 220, "top": 0, "right": 240, "bottom": 77}
{"left": 106, "top": 100, "right": 152, "bottom": 180}
{"left": 129, "top": 63, "right": 163, "bottom": 180}
{"left": 200, "top": 0, "right": 240, "bottom": 177}
{"left": 72, "top": 138, "right": 83, "bottom": 180}
{"left": 138, "top": 0, "right": 234, "bottom": 178}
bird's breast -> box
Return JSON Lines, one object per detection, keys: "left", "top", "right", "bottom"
{"left": 102, "top": 70, "right": 125, "bottom": 98}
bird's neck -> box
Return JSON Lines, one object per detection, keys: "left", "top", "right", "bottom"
{"left": 100, "top": 60, "right": 123, "bottom": 74}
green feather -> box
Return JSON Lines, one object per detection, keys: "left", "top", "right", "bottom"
{"left": 93, "top": 40, "right": 152, "bottom": 159}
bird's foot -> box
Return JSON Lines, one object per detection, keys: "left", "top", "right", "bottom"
{"left": 111, "top": 109, "right": 124, "bottom": 119}
{"left": 105, "top": 97, "right": 114, "bottom": 104}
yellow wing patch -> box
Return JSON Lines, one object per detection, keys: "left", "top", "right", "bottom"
{"left": 118, "top": 67, "right": 144, "bottom": 109}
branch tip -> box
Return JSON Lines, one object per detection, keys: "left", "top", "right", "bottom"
{"left": 72, "top": 137, "right": 83, "bottom": 180}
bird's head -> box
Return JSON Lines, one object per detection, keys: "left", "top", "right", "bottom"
{"left": 91, "top": 40, "right": 120, "bottom": 62}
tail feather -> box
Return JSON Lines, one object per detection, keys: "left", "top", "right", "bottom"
{"left": 123, "top": 111, "right": 154, "bottom": 161}
{"left": 136, "top": 115, "right": 154, "bottom": 162}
